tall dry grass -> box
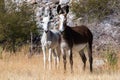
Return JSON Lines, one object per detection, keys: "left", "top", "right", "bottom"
{"left": 0, "top": 50, "right": 120, "bottom": 80}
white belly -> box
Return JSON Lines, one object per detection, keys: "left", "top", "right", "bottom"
{"left": 73, "top": 43, "right": 87, "bottom": 52}
{"left": 61, "top": 41, "right": 87, "bottom": 52}
{"left": 60, "top": 42, "right": 69, "bottom": 50}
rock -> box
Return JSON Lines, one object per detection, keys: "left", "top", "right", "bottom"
{"left": 94, "top": 59, "right": 105, "bottom": 66}
{"left": 59, "top": 0, "right": 70, "bottom": 5}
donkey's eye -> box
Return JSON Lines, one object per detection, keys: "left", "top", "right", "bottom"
{"left": 48, "top": 22, "right": 51, "bottom": 26}
{"left": 48, "top": 22, "right": 50, "bottom": 24}
{"left": 41, "top": 21, "right": 44, "bottom": 24}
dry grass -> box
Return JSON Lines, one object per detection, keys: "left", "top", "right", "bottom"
{"left": 0, "top": 51, "right": 120, "bottom": 80}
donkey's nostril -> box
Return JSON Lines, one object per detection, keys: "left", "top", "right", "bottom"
{"left": 45, "top": 30, "right": 48, "bottom": 33}
{"left": 60, "top": 31, "right": 64, "bottom": 34}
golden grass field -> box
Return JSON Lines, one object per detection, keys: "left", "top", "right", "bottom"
{"left": 0, "top": 50, "right": 120, "bottom": 80}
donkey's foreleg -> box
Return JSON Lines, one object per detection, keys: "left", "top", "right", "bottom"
{"left": 56, "top": 47, "right": 61, "bottom": 69}
{"left": 42, "top": 46, "right": 46, "bottom": 69}
{"left": 61, "top": 48, "right": 66, "bottom": 73}
{"left": 68, "top": 49, "right": 73, "bottom": 73}
{"left": 48, "top": 48, "right": 52, "bottom": 70}
{"left": 53, "top": 49, "right": 57, "bottom": 69}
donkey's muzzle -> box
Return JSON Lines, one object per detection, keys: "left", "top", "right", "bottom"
{"left": 60, "top": 31, "right": 64, "bottom": 34}
{"left": 45, "top": 30, "right": 48, "bottom": 33}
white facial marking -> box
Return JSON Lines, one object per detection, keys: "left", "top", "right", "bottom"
{"left": 42, "top": 16, "right": 50, "bottom": 31}
{"left": 59, "top": 14, "right": 65, "bottom": 32}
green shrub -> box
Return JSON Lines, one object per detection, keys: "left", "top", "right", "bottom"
{"left": 0, "top": 0, "right": 38, "bottom": 53}
{"left": 70, "top": 0, "right": 120, "bottom": 21}
{"left": 105, "top": 47, "right": 118, "bottom": 70}
{"left": 0, "top": 46, "right": 3, "bottom": 59}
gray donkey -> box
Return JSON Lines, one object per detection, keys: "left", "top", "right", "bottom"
{"left": 41, "top": 6, "right": 61, "bottom": 70}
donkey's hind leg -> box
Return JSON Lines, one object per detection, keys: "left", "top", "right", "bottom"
{"left": 87, "top": 43, "right": 93, "bottom": 72}
{"left": 79, "top": 50, "right": 87, "bottom": 71}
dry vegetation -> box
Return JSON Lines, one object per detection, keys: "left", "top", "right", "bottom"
{"left": 0, "top": 49, "right": 120, "bottom": 80}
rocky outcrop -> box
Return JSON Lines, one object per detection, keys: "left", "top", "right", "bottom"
{"left": 33, "top": 0, "right": 120, "bottom": 51}
{"left": 91, "top": 14, "right": 120, "bottom": 51}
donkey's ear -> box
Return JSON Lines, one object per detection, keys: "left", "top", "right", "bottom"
{"left": 62, "top": 5, "right": 69, "bottom": 14}
{"left": 57, "top": 5, "right": 61, "bottom": 14}
{"left": 65, "top": 5, "right": 69, "bottom": 14}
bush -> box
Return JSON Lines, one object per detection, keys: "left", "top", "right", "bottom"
{"left": 105, "top": 47, "right": 118, "bottom": 70}
{"left": 0, "top": 0, "right": 38, "bottom": 53}
{"left": 0, "top": 46, "right": 3, "bottom": 59}
{"left": 70, "top": 0, "right": 120, "bottom": 21}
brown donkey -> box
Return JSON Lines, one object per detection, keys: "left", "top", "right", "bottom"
{"left": 57, "top": 5, "right": 93, "bottom": 73}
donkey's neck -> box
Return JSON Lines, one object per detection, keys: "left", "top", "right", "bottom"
{"left": 60, "top": 26, "right": 73, "bottom": 48}
{"left": 46, "top": 30, "right": 53, "bottom": 40}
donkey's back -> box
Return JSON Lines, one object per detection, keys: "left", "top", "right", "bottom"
{"left": 70, "top": 25, "right": 93, "bottom": 44}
